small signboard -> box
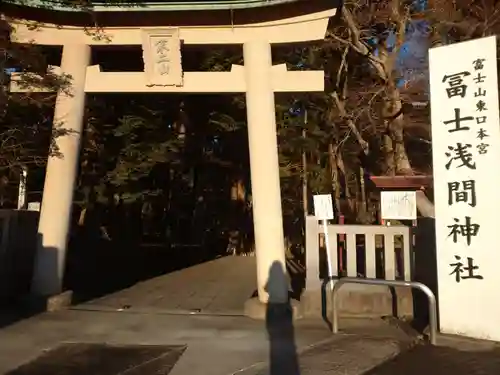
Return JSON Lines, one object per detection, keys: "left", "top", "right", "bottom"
{"left": 313, "top": 194, "right": 335, "bottom": 285}
{"left": 141, "top": 28, "right": 183, "bottom": 87}
{"left": 313, "top": 194, "right": 334, "bottom": 220}
{"left": 380, "top": 191, "right": 417, "bottom": 220}
{"left": 27, "top": 202, "right": 41, "bottom": 212}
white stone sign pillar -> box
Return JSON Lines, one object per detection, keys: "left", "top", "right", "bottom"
{"left": 430, "top": 36, "right": 500, "bottom": 341}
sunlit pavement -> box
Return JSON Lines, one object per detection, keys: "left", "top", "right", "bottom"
{"left": 2, "top": 253, "right": 499, "bottom": 375}
{"left": 1, "top": 307, "right": 500, "bottom": 375}
{"left": 80, "top": 256, "right": 258, "bottom": 315}
{"left": 0, "top": 309, "right": 412, "bottom": 375}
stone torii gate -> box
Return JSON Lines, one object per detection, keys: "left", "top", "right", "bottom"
{"left": 9, "top": 0, "right": 339, "bottom": 312}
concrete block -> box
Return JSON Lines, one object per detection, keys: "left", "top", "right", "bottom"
{"left": 300, "top": 283, "right": 413, "bottom": 319}
{"left": 46, "top": 290, "right": 73, "bottom": 312}
{"left": 22, "top": 290, "right": 73, "bottom": 313}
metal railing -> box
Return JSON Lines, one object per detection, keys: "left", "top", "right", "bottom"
{"left": 330, "top": 278, "right": 438, "bottom": 345}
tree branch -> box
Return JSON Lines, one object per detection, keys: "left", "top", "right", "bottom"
{"left": 330, "top": 91, "right": 369, "bottom": 155}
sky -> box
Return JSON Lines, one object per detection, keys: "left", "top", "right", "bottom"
{"left": 395, "top": 20, "right": 430, "bottom": 90}
{"left": 394, "top": 0, "right": 431, "bottom": 89}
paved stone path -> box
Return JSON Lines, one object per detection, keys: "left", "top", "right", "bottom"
{"left": 6, "top": 343, "right": 187, "bottom": 375}
{"left": 3, "top": 254, "right": 500, "bottom": 375}
{"left": 4, "top": 308, "right": 500, "bottom": 375}
{"left": 81, "top": 256, "right": 257, "bottom": 314}
{"left": 0, "top": 310, "right": 412, "bottom": 375}
{"left": 366, "top": 336, "right": 500, "bottom": 375}
{"left": 240, "top": 334, "right": 407, "bottom": 375}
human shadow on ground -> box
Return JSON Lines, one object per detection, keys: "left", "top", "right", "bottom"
{"left": 265, "top": 261, "right": 301, "bottom": 375}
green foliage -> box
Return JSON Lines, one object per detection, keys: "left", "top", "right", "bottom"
{"left": 78, "top": 96, "right": 186, "bottom": 204}
{"left": 108, "top": 113, "right": 182, "bottom": 189}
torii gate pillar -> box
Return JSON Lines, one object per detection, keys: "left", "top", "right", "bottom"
{"left": 244, "top": 40, "right": 288, "bottom": 304}
{"left": 32, "top": 44, "right": 90, "bottom": 296}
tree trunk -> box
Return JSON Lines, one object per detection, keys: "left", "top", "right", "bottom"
{"left": 302, "top": 129, "right": 309, "bottom": 219}
{"left": 385, "top": 89, "right": 413, "bottom": 175}
{"left": 228, "top": 177, "right": 248, "bottom": 255}
{"left": 328, "top": 143, "right": 341, "bottom": 216}
{"left": 382, "top": 131, "right": 396, "bottom": 176}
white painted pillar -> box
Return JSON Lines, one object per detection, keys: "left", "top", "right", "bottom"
{"left": 31, "top": 44, "right": 90, "bottom": 296}
{"left": 17, "top": 166, "right": 28, "bottom": 210}
{"left": 243, "top": 40, "right": 288, "bottom": 304}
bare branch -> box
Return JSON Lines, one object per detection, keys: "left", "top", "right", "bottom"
{"left": 330, "top": 92, "right": 369, "bottom": 155}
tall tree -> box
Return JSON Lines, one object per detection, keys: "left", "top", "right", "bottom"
{"left": 317, "top": 0, "right": 500, "bottom": 217}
